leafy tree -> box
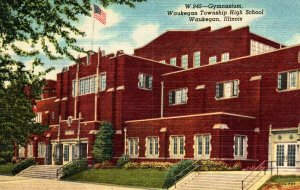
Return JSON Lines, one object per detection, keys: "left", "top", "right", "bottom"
{"left": 0, "top": 0, "right": 145, "bottom": 148}
{"left": 93, "top": 121, "right": 114, "bottom": 163}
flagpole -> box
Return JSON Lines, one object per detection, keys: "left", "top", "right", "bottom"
{"left": 91, "top": 5, "right": 95, "bottom": 51}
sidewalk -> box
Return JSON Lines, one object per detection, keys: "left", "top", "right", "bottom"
{"left": 0, "top": 175, "right": 152, "bottom": 190}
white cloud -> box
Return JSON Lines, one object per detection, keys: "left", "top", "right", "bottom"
{"left": 174, "top": 6, "right": 264, "bottom": 30}
{"left": 286, "top": 34, "right": 300, "bottom": 46}
{"left": 132, "top": 24, "right": 160, "bottom": 47}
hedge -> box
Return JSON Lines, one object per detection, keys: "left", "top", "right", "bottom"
{"left": 117, "top": 154, "right": 130, "bottom": 168}
{"left": 12, "top": 158, "right": 35, "bottom": 175}
{"left": 62, "top": 158, "right": 88, "bottom": 178}
{"left": 163, "top": 160, "right": 194, "bottom": 188}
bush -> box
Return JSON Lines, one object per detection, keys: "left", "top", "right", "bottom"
{"left": 0, "top": 158, "right": 6, "bottom": 164}
{"left": 94, "top": 160, "right": 115, "bottom": 169}
{"left": 199, "top": 160, "right": 241, "bottom": 171}
{"left": 117, "top": 154, "right": 130, "bottom": 168}
{"left": 11, "top": 158, "right": 35, "bottom": 175}
{"left": 123, "top": 161, "right": 174, "bottom": 170}
{"left": 62, "top": 158, "right": 88, "bottom": 178}
{"left": 163, "top": 160, "right": 195, "bottom": 188}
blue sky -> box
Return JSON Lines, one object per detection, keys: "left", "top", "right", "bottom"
{"left": 12, "top": 0, "right": 300, "bottom": 80}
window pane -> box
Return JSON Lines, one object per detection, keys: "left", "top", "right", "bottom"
{"left": 181, "top": 55, "right": 188, "bottom": 69}
{"left": 154, "top": 138, "right": 158, "bottom": 155}
{"left": 234, "top": 137, "right": 238, "bottom": 156}
{"left": 173, "top": 137, "right": 177, "bottom": 155}
{"left": 170, "top": 57, "right": 176, "bottom": 66}
{"left": 179, "top": 137, "right": 184, "bottom": 155}
{"left": 149, "top": 138, "right": 153, "bottom": 155}
{"left": 224, "top": 82, "right": 232, "bottom": 98}
{"left": 289, "top": 71, "right": 297, "bottom": 88}
{"left": 197, "top": 136, "right": 202, "bottom": 155}
{"left": 205, "top": 135, "right": 210, "bottom": 155}
{"left": 134, "top": 139, "right": 138, "bottom": 155}
{"left": 193, "top": 51, "right": 200, "bottom": 68}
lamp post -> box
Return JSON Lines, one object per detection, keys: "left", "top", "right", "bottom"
{"left": 124, "top": 127, "right": 127, "bottom": 155}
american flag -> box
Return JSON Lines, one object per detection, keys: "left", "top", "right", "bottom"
{"left": 93, "top": 4, "right": 106, "bottom": 25}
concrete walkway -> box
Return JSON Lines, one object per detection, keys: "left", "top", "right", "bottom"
{"left": 0, "top": 175, "right": 152, "bottom": 190}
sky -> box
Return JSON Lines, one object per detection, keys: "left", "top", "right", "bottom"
{"left": 11, "top": 0, "right": 300, "bottom": 80}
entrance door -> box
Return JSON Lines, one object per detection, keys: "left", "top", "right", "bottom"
{"left": 63, "top": 144, "right": 78, "bottom": 165}
{"left": 276, "top": 144, "right": 296, "bottom": 167}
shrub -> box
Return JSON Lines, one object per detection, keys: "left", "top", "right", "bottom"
{"left": 117, "top": 154, "right": 130, "bottom": 168}
{"left": 124, "top": 162, "right": 140, "bottom": 169}
{"left": 199, "top": 160, "right": 242, "bottom": 171}
{"left": 0, "top": 158, "right": 6, "bottom": 164}
{"left": 163, "top": 160, "right": 195, "bottom": 188}
{"left": 62, "top": 158, "right": 88, "bottom": 178}
{"left": 123, "top": 161, "right": 174, "bottom": 170}
{"left": 94, "top": 160, "right": 114, "bottom": 169}
{"left": 92, "top": 121, "right": 114, "bottom": 163}
{"left": 12, "top": 158, "right": 35, "bottom": 175}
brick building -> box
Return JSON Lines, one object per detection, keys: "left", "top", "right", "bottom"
{"left": 17, "top": 26, "right": 300, "bottom": 169}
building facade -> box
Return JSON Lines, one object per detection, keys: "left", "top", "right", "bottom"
{"left": 17, "top": 26, "right": 300, "bottom": 169}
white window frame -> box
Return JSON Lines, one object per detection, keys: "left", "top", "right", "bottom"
{"left": 78, "top": 76, "right": 96, "bottom": 95}
{"left": 127, "top": 138, "right": 139, "bottom": 158}
{"left": 215, "top": 80, "right": 239, "bottom": 100}
{"left": 35, "top": 112, "right": 42, "bottom": 123}
{"left": 169, "top": 136, "right": 185, "bottom": 158}
{"left": 193, "top": 51, "right": 201, "bottom": 68}
{"left": 145, "top": 136, "right": 159, "bottom": 158}
{"left": 99, "top": 73, "right": 107, "bottom": 91}
{"left": 170, "top": 57, "right": 177, "bottom": 66}
{"left": 233, "top": 135, "right": 248, "bottom": 159}
{"left": 18, "top": 146, "right": 25, "bottom": 158}
{"left": 221, "top": 52, "right": 230, "bottom": 62}
{"left": 209, "top": 56, "right": 217, "bottom": 64}
{"left": 181, "top": 54, "right": 188, "bottom": 69}
{"left": 38, "top": 142, "right": 46, "bottom": 157}
{"left": 194, "top": 134, "right": 211, "bottom": 159}
{"left": 169, "top": 88, "right": 188, "bottom": 105}
{"left": 277, "top": 70, "right": 300, "bottom": 91}
{"left": 27, "top": 143, "right": 33, "bottom": 158}
{"left": 138, "top": 73, "right": 153, "bottom": 90}
{"left": 250, "top": 40, "right": 275, "bottom": 55}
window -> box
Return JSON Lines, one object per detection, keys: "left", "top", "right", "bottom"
{"left": 209, "top": 56, "right": 217, "bottom": 64}
{"left": 234, "top": 135, "right": 247, "bottom": 159}
{"left": 170, "top": 136, "right": 185, "bottom": 158}
{"left": 193, "top": 51, "right": 201, "bottom": 68}
{"left": 35, "top": 112, "right": 42, "bottom": 123}
{"left": 195, "top": 134, "right": 211, "bottom": 159}
{"left": 278, "top": 70, "right": 300, "bottom": 91}
{"left": 38, "top": 142, "right": 46, "bottom": 157}
{"left": 221, "top": 52, "right": 230, "bottom": 62}
{"left": 99, "top": 73, "right": 107, "bottom": 91}
{"left": 216, "top": 80, "right": 239, "bottom": 99}
{"left": 51, "top": 112, "right": 55, "bottom": 120}
{"left": 169, "top": 88, "right": 188, "bottom": 105}
{"left": 159, "top": 60, "right": 166, "bottom": 64}
{"left": 146, "top": 137, "right": 159, "bottom": 157}
{"left": 27, "top": 144, "right": 33, "bottom": 158}
{"left": 170, "top": 57, "right": 177, "bottom": 66}
{"left": 250, "top": 40, "right": 276, "bottom": 55}
{"left": 181, "top": 54, "right": 188, "bottom": 69}
{"left": 77, "top": 76, "right": 96, "bottom": 96}
{"left": 18, "top": 146, "right": 25, "bottom": 158}
{"left": 138, "top": 73, "right": 153, "bottom": 90}
{"left": 64, "top": 145, "right": 69, "bottom": 161}
{"left": 128, "top": 138, "right": 139, "bottom": 157}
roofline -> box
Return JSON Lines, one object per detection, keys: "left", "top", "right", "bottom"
{"left": 125, "top": 112, "right": 255, "bottom": 123}
{"left": 162, "top": 43, "right": 300, "bottom": 76}
{"left": 134, "top": 26, "right": 252, "bottom": 51}
{"left": 250, "top": 31, "right": 284, "bottom": 46}
{"left": 122, "top": 54, "right": 183, "bottom": 69}
{"left": 36, "top": 96, "right": 57, "bottom": 102}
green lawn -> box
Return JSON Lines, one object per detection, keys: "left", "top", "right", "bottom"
{"left": 65, "top": 168, "right": 167, "bottom": 188}
{"left": 0, "top": 163, "right": 13, "bottom": 175}
{"left": 259, "top": 175, "right": 300, "bottom": 190}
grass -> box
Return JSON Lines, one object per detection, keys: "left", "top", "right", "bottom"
{"left": 65, "top": 168, "right": 167, "bottom": 188}
{"left": 259, "top": 175, "right": 300, "bottom": 190}
{"left": 0, "top": 163, "right": 13, "bottom": 175}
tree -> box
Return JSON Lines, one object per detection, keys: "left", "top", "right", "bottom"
{"left": 0, "top": 0, "right": 145, "bottom": 147}
{"left": 93, "top": 121, "right": 114, "bottom": 163}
